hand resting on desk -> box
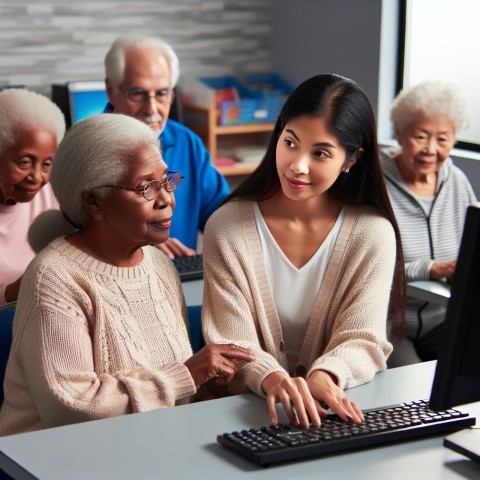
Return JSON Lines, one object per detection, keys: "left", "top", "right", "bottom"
{"left": 429, "top": 259, "right": 456, "bottom": 280}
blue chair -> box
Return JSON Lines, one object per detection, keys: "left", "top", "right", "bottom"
{"left": 0, "top": 302, "right": 15, "bottom": 480}
{"left": 0, "top": 301, "right": 15, "bottom": 408}
{"left": 187, "top": 305, "right": 204, "bottom": 352}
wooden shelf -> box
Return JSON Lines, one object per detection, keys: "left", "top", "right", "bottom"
{"left": 215, "top": 123, "right": 275, "bottom": 135}
{"left": 183, "top": 102, "right": 273, "bottom": 177}
{"left": 217, "top": 163, "right": 258, "bottom": 176}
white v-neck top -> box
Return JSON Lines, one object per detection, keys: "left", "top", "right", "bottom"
{"left": 253, "top": 202, "right": 345, "bottom": 373}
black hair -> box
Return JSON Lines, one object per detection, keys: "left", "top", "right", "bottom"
{"left": 224, "top": 73, "right": 405, "bottom": 338}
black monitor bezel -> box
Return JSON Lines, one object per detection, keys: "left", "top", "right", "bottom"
{"left": 429, "top": 203, "right": 480, "bottom": 410}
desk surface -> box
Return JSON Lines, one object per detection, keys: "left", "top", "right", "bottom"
{"left": 407, "top": 280, "right": 451, "bottom": 307}
{"left": 0, "top": 361, "right": 479, "bottom": 480}
{"left": 181, "top": 278, "right": 203, "bottom": 307}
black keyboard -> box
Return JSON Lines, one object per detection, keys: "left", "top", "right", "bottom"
{"left": 173, "top": 253, "right": 204, "bottom": 281}
{"left": 217, "top": 400, "right": 476, "bottom": 466}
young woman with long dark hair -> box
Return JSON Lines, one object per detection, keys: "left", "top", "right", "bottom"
{"left": 202, "top": 74, "right": 405, "bottom": 429}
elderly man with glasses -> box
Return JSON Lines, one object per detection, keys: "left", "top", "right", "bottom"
{"left": 104, "top": 34, "right": 230, "bottom": 259}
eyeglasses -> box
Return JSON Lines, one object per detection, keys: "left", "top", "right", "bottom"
{"left": 118, "top": 86, "right": 174, "bottom": 105}
{"left": 103, "top": 171, "right": 184, "bottom": 201}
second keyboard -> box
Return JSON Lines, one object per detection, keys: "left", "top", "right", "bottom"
{"left": 172, "top": 253, "right": 204, "bottom": 281}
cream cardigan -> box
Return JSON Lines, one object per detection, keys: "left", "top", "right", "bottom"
{"left": 0, "top": 238, "right": 196, "bottom": 436}
{"left": 202, "top": 199, "right": 395, "bottom": 396}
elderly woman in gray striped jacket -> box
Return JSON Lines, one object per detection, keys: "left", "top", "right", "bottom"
{"left": 381, "top": 81, "right": 477, "bottom": 367}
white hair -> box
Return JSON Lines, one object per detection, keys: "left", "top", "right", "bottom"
{"left": 0, "top": 89, "right": 66, "bottom": 154}
{"left": 390, "top": 81, "right": 469, "bottom": 136}
{"left": 104, "top": 34, "right": 180, "bottom": 88}
{"left": 28, "top": 114, "right": 159, "bottom": 253}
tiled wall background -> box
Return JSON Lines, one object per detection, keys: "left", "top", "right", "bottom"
{"left": 0, "top": 0, "right": 273, "bottom": 97}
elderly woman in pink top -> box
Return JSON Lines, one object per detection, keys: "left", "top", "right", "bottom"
{"left": 0, "top": 89, "right": 65, "bottom": 304}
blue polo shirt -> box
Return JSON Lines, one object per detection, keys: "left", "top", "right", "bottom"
{"left": 104, "top": 104, "right": 230, "bottom": 249}
{"left": 159, "top": 119, "right": 230, "bottom": 249}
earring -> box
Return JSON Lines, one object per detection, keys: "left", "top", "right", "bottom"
{"left": 343, "top": 167, "right": 350, "bottom": 173}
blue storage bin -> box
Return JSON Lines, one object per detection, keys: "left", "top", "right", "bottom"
{"left": 200, "top": 76, "right": 258, "bottom": 126}
{"left": 198, "top": 74, "right": 293, "bottom": 125}
{"left": 243, "top": 73, "right": 293, "bottom": 123}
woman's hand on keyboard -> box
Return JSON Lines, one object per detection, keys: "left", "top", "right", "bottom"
{"left": 307, "top": 370, "right": 364, "bottom": 424}
{"left": 262, "top": 372, "right": 324, "bottom": 430}
{"left": 184, "top": 343, "right": 255, "bottom": 389}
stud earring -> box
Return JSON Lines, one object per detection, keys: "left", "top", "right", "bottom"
{"left": 343, "top": 167, "right": 350, "bottom": 173}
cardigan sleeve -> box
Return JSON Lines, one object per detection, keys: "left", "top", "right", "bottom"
{"left": 306, "top": 212, "right": 395, "bottom": 390}
{"left": 405, "top": 259, "right": 434, "bottom": 281}
{"left": 202, "top": 204, "right": 288, "bottom": 397}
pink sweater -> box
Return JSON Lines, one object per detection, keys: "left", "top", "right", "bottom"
{"left": 0, "top": 183, "right": 58, "bottom": 304}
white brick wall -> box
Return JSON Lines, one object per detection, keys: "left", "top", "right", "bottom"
{"left": 0, "top": 0, "right": 273, "bottom": 96}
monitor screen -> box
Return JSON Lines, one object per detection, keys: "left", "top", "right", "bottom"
{"left": 68, "top": 81, "right": 109, "bottom": 125}
{"left": 429, "top": 203, "right": 480, "bottom": 411}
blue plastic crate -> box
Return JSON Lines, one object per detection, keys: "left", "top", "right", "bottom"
{"left": 200, "top": 76, "right": 259, "bottom": 126}
{"left": 198, "top": 74, "right": 293, "bottom": 125}
{"left": 243, "top": 73, "right": 293, "bottom": 123}
{"left": 244, "top": 73, "right": 293, "bottom": 97}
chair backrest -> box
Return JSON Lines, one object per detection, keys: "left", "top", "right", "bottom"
{"left": 0, "top": 301, "right": 16, "bottom": 407}
{"left": 186, "top": 305, "right": 204, "bottom": 353}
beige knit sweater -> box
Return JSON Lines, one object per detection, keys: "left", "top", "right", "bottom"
{"left": 0, "top": 238, "right": 196, "bottom": 436}
{"left": 202, "top": 200, "right": 395, "bottom": 397}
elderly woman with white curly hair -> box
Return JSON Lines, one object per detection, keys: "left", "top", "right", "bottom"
{"left": 0, "top": 113, "right": 254, "bottom": 436}
{"left": 381, "top": 81, "right": 477, "bottom": 367}
{"left": 0, "top": 88, "right": 65, "bottom": 304}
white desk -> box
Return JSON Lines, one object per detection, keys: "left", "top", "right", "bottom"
{"left": 407, "top": 280, "right": 451, "bottom": 307}
{"left": 181, "top": 279, "right": 203, "bottom": 306}
{"left": 0, "top": 361, "right": 479, "bottom": 480}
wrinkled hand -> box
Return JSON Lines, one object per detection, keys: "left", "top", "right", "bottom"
{"left": 307, "top": 370, "right": 363, "bottom": 424}
{"left": 155, "top": 238, "right": 196, "bottom": 260}
{"left": 430, "top": 259, "right": 456, "bottom": 280}
{"left": 262, "top": 372, "right": 324, "bottom": 429}
{"left": 184, "top": 344, "right": 255, "bottom": 389}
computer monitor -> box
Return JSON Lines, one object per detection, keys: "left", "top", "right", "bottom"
{"left": 429, "top": 203, "right": 480, "bottom": 411}
{"left": 52, "top": 81, "right": 184, "bottom": 128}
{"left": 52, "top": 81, "right": 108, "bottom": 128}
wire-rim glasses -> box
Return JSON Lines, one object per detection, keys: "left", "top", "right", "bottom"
{"left": 118, "top": 86, "right": 174, "bottom": 105}
{"left": 103, "top": 171, "right": 184, "bottom": 201}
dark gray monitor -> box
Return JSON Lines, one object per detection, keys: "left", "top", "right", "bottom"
{"left": 429, "top": 203, "right": 480, "bottom": 411}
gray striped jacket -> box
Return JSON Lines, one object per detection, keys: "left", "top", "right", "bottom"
{"left": 381, "top": 147, "right": 477, "bottom": 338}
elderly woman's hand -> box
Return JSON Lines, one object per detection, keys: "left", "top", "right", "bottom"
{"left": 430, "top": 260, "right": 456, "bottom": 280}
{"left": 184, "top": 344, "right": 255, "bottom": 389}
